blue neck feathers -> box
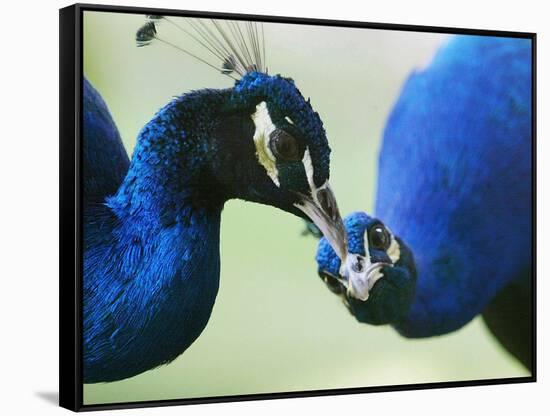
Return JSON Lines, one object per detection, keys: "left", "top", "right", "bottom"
{"left": 83, "top": 88, "right": 233, "bottom": 383}
{"left": 107, "top": 89, "right": 231, "bottom": 227}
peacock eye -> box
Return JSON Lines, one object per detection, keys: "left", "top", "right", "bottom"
{"left": 369, "top": 224, "right": 391, "bottom": 250}
{"left": 269, "top": 128, "right": 301, "bottom": 161}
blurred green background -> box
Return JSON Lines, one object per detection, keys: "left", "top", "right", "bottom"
{"left": 82, "top": 11, "right": 528, "bottom": 405}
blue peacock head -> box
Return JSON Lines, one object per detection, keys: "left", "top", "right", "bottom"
{"left": 316, "top": 212, "right": 417, "bottom": 325}
{"left": 221, "top": 71, "right": 348, "bottom": 256}
{"left": 134, "top": 16, "right": 350, "bottom": 260}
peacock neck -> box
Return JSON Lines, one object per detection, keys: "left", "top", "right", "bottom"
{"left": 83, "top": 88, "right": 240, "bottom": 382}
{"left": 107, "top": 88, "right": 232, "bottom": 231}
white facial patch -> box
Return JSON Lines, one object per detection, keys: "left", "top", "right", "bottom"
{"left": 383, "top": 226, "right": 401, "bottom": 264}
{"left": 251, "top": 101, "right": 280, "bottom": 187}
{"left": 386, "top": 232, "right": 401, "bottom": 264}
{"left": 339, "top": 226, "right": 372, "bottom": 301}
{"left": 302, "top": 148, "right": 315, "bottom": 192}
{"left": 302, "top": 148, "right": 330, "bottom": 206}
{"left": 339, "top": 226, "right": 401, "bottom": 302}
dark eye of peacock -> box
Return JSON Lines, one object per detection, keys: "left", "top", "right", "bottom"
{"left": 269, "top": 128, "right": 302, "bottom": 161}
{"left": 369, "top": 224, "right": 391, "bottom": 250}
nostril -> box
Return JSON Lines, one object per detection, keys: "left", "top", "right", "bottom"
{"left": 352, "top": 257, "right": 365, "bottom": 273}
{"left": 317, "top": 188, "right": 334, "bottom": 219}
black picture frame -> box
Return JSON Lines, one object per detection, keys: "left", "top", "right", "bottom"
{"left": 60, "top": 3, "right": 537, "bottom": 411}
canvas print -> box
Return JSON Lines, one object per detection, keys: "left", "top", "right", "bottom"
{"left": 80, "top": 9, "right": 533, "bottom": 406}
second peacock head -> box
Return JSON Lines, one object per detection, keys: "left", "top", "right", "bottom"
{"left": 316, "top": 212, "right": 417, "bottom": 325}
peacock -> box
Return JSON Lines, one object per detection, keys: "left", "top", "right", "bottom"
{"left": 315, "top": 35, "right": 533, "bottom": 370}
{"left": 82, "top": 16, "right": 361, "bottom": 383}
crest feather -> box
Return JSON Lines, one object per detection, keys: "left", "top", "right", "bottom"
{"left": 136, "top": 16, "right": 267, "bottom": 80}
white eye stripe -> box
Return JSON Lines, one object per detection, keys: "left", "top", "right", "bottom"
{"left": 363, "top": 225, "right": 371, "bottom": 258}
{"left": 285, "top": 116, "right": 295, "bottom": 125}
{"left": 302, "top": 147, "right": 315, "bottom": 191}
{"left": 385, "top": 230, "right": 401, "bottom": 263}
{"left": 302, "top": 148, "right": 332, "bottom": 210}
{"left": 251, "top": 101, "right": 280, "bottom": 187}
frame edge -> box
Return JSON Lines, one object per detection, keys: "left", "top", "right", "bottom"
{"left": 60, "top": 4, "right": 82, "bottom": 412}
{"left": 64, "top": 3, "right": 537, "bottom": 411}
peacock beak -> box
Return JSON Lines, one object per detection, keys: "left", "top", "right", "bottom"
{"left": 294, "top": 183, "right": 348, "bottom": 262}
{"left": 339, "top": 256, "right": 385, "bottom": 301}
{"left": 295, "top": 183, "right": 377, "bottom": 300}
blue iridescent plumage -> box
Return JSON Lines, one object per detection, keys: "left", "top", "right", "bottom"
{"left": 316, "top": 36, "right": 532, "bottom": 368}
{"left": 83, "top": 64, "right": 348, "bottom": 381}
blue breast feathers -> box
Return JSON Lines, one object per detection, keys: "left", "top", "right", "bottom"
{"left": 376, "top": 36, "right": 532, "bottom": 336}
